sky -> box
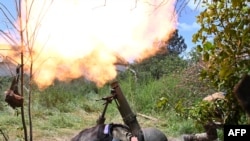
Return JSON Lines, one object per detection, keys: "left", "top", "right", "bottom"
{"left": 177, "top": 0, "right": 203, "bottom": 56}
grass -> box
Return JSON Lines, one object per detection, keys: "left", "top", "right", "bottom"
{"left": 0, "top": 73, "right": 208, "bottom": 141}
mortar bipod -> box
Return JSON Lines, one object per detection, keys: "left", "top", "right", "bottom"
{"left": 96, "top": 94, "right": 117, "bottom": 125}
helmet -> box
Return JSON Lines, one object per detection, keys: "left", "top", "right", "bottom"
{"left": 141, "top": 127, "right": 168, "bottom": 141}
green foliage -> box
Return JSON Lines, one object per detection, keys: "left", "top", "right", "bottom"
{"left": 49, "top": 113, "right": 78, "bottom": 128}
{"left": 118, "top": 71, "right": 187, "bottom": 113}
{"left": 116, "top": 67, "right": 211, "bottom": 136}
{"left": 193, "top": 0, "right": 250, "bottom": 87}
{"left": 0, "top": 77, "right": 13, "bottom": 111}
{"left": 0, "top": 112, "right": 24, "bottom": 141}
{"left": 166, "top": 29, "right": 187, "bottom": 55}
{"left": 132, "top": 54, "right": 188, "bottom": 81}
{"left": 160, "top": 110, "right": 203, "bottom": 137}
{"left": 156, "top": 97, "right": 168, "bottom": 111}
{"left": 0, "top": 77, "right": 12, "bottom": 89}
{"left": 188, "top": 99, "right": 225, "bottom": 124}
{"left": 35, "top": 78, "right": 101, "bottom": 113}
{"left": 155, "top": 53, "right": 216, "bottom": 115}
{"left": 182, "top": 95, "right": 248, "bottom": 127}
{"left": 192, "top": 0, "right": 250, "bottom": 125}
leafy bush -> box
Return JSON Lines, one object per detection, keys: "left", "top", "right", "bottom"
{"left": 36, "top": 78, "right": 100, "bottom": 112}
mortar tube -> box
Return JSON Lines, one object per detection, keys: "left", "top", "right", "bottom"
{"left": 110, "top": 81, "right": 142, "bottom": 136}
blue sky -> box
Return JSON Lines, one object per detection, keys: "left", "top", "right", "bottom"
{"left": 177, "top": 0, "right": 203, "bottom": 56}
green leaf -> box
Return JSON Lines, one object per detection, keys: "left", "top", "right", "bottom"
{"left": 203, "top": 42, "right": 213, "bottom": 51}
{"left": 197, "top": 45, "right": 202, "bottom": 52}
{"left": 191, "top": 0, "right": 249, "bottom": 126}
{"left": 232, "top": 0, "right": 240, "bottom": 8}
{"left": 192, "top": 33, "right": 199, "bottom": 43}
{"left": 203, "top": 52, "right": 209, "bottom": 62}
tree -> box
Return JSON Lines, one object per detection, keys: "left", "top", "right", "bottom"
{"left": 192, "top": 0, "right": 250, "bottom": 124}
{"left": 167, "top": 29, "right": 187, "bottom": 55}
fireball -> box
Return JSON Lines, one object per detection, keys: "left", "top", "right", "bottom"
{"left": 0, "top": 0, "right": 177, "bottom": 88}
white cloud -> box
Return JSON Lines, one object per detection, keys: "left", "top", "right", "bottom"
{"left": 178, "top": 22, "right": 200, "bottom": 31}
